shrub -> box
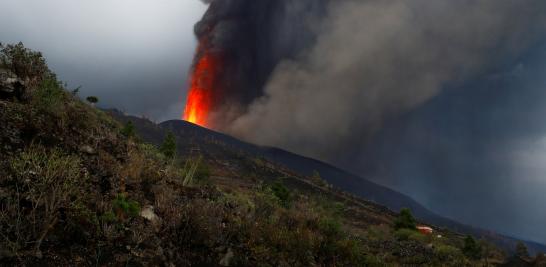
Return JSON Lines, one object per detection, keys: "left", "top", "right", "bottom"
{"left": 435, "top": 244, "right": 464, "bottom": 262}
{"left": 86, "top": 96, "right": 99, "bottom": 105}
{"left": 112, "top": 194, "right": 140, "bottom": 219}
{"left": 394, "top": 208, "right": 416, "bottom": 230}
{"left": 6, "top": 146, "right": 88, "bottom": 255}
{"left": 515, "top": 241, "right": 529, "bottom": 258}
{"left": 269, "top": 181, "right": 292, "bottom": 208}
{"left": 318, "top": 217, "right": 342, "bottom": 237}
{"left": 394, "top": 228, "right": 418, "bottom": 241}
{"left": 32, "top": 77, "right": 67, "bottom": 115}
{"left": 121, "top": 120, "right": 136, "bottom": 138}
{"left": 367, "top": 224, "right": 392, "bottom": 242}
{"left": 462, "top": 235, "right": 482, "bottom": 259}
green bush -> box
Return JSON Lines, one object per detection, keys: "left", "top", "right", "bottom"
{"left": 100, "top": 211, "right": 117, "bottom": 223}
{"left": 269, "top": 181, "right": 292, "bottom": 208}
{"left": 112, "top": 194, "right": 140, "bottom": 218}
{"left": 121, "top": 120, "right": 136, "bottom": 138}
{"left": 318, "top": 217, "right": 342, "bottom": 237}
{"left": 394, "top": 208, "right": 416, "bottom": 230}
{"left": 33, "top": 77, "right": 67, "bottom": 115}
{"left": 462, "top": 235, "right": 482, "bottom": 259}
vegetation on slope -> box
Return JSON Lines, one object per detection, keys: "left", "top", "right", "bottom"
{"left": 1, "top": 43, "right": 539, "bottom": 266}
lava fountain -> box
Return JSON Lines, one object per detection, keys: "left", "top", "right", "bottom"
{"left": 182, "top": 38, "right": 222, "bottom": 127}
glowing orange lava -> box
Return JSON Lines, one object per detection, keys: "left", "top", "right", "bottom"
{"left": 183, "top": 41, "right": 220, "bottom": 127}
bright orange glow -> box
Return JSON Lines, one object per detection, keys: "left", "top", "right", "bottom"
{"left": 183, "top": 41, "right": 220, "bottom": 127}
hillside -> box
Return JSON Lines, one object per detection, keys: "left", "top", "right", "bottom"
{"left": 111, "top": 111, "right": 546, "bottom": 257}
{"left": 1, "top": 43, "right": 543, "bottom": 266}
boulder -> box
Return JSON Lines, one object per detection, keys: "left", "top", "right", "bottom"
{"left": 140, "top": 205, "right": 160, "bottom": 223}
{"left": 0, "top": 68, "right": 24, "bottom": 99}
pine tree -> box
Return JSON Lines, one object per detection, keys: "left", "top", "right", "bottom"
{"left": 394, "top": 208, "right": 416, "bottom": 230}
{"left": 160, "top": 131, "right": 177, "bottom": 159}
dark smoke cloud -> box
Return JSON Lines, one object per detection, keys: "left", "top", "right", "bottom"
{"left": 192, "top": 0, "right": 329, "bottom": 127}
{"left": 196, "top": 0, "right": 546, "bottom": 243}
{"left": 229, "top": 0, "right": 546, "bottom": 160}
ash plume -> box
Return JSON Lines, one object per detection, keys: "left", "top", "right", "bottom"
{"left": 188, "top": 0, "right": 329, "bottom": 127}
{"left": 226, "top": 0, "right": 546, "bottom": 160}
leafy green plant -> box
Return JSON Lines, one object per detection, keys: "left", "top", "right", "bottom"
{"left": 112, "top": 194, "right": 140, "bottom": 219}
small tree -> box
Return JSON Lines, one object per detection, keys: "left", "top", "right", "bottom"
{"left": 516, "top": 241, "right": 529, "bottom": 259}
{"left": 121, "top": 121, "right": 136, "bottom": 138}
{"left": 270, "top": 181, "right": 292, "bottom": 208}
{"left": 160, "top": 131, "right": 177, "bottom": 159}
{"left": 86, "top": 96, "right": 98, "bottom": 106}
{"left": 463, "top": 235, "right": 482, "bottom": 259}
{"left": 394, "top": 208, "right": 416, "bottom": 230}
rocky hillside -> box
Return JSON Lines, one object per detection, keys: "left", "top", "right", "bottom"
{"left": 1, "top": 43, "right": 543, "bottom": 266}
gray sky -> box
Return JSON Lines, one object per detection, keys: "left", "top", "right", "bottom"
{"left": 0, "top": 0, "right": 207, "bottom": 121}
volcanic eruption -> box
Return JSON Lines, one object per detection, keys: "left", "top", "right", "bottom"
{"left": 180, "top": 0, "right": 546, "bottom": 245}
{"left": 182, "top": 0, "right": 328, "bottom": 129}
{"left": 182, "top": 37, "right": 222, "bottom": 127}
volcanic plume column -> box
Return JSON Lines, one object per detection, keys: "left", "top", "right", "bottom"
{"left": 182, "top": 36, "right": 223, "bottom": 127}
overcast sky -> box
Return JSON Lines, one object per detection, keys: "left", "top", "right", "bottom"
{"left": 0, "top": 0, "right": 207, "bottom": 121}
